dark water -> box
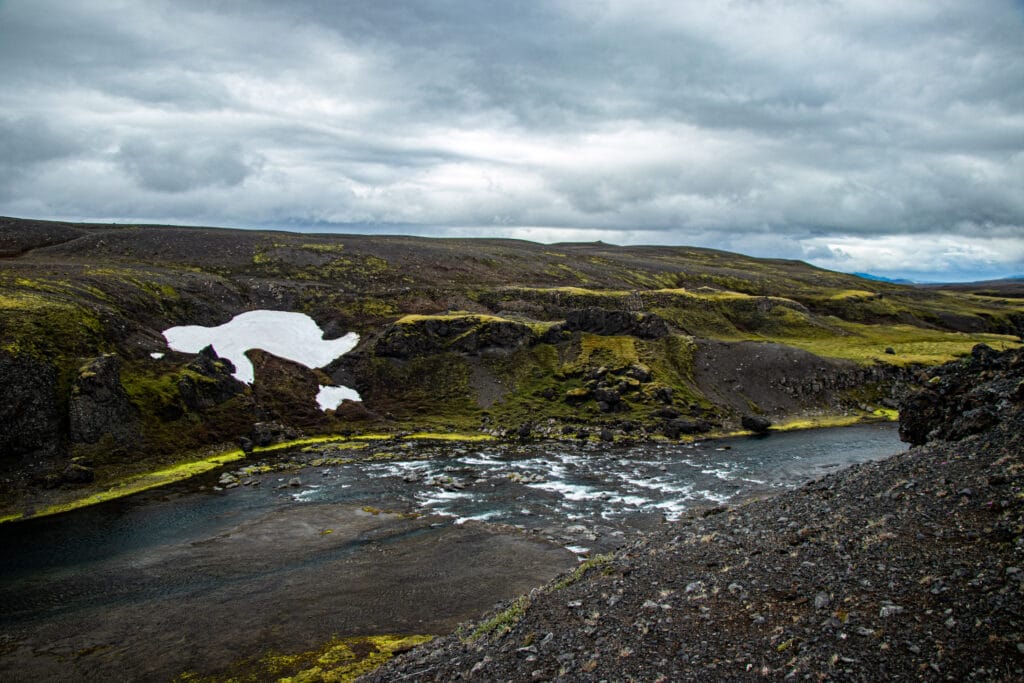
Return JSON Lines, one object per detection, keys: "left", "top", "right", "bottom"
{"left": 0, "top": 424, "right": 906, "bottom": 681}
{"left": 0, "top": 423, "right": 903, "bottom": 595}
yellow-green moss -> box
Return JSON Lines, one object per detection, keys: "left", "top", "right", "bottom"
{"left": 29, "top": 450, "right": 246, "bottom": 519}
{"left": 403, "top": 432, "right": 495, "bottom": 442}
{"left": 175, "top": 634, "right": 433, "bottom": 683}
{"left": 0, "top": 513, "right": 24, "bottom": 524}
{"left": 551, "top": 553, "right": 614, "bottom": 590}
{"left": 395, "top": 312, "right": 508, "bottom": 325}
{"left": 758, "top": 323, "right": 1021, "bottom": 366}
{"left": 251, "top": 435, "right": 356, "bottom": 454}
{"left": 467, "top": 596, "right": 529, "bottom": 642}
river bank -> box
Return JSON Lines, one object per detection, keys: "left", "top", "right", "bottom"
{"left": 0, "top": 409, "right": 897, "bottom": 525}
{"left": 365, "top": 346, "right": 1024, "bottom": 681}
{"left": 0, "top": 424, "right": 904, "bottom": 681}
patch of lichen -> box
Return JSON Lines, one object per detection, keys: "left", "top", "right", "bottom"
{"left": 173, "top": 634, "right": 434, "bottom": 683}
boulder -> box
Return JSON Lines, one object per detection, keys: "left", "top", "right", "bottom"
{"left": 741, "top": 415, "right": 772, "bottom": 433}
{"left": 251, "top": 421, "right": 298, "bottom": 447}
{"left": 663, "top": 418, "right": 711, "bottom": 439}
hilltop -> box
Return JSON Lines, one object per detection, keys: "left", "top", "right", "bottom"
{"left": 1, "top": 216, "right": 1022, "bottom": 517}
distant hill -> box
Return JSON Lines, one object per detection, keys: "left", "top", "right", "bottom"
{"left": 852, "top": 272, "right": 915, "bottom": 285}
{"left": 924, "top": 277, "right": 1024, "bottom": 299}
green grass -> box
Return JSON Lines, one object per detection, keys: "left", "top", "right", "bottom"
{"left": 467, "top": 596, "right": 529, "bottom": 642}
{"left": 755, "top": 322, "right": 1020, "bottom": 366}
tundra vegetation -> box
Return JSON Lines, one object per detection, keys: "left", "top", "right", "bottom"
{"left": 1, "top": 216, "right": 1022, "bottom": 521}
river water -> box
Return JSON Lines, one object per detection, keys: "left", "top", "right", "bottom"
{"left": 0, "top": 424, "right": 904, "bottom": 681}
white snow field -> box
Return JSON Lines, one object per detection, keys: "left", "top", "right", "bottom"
{"left": 162, "top": 310, "right": 360, "bottom": 409}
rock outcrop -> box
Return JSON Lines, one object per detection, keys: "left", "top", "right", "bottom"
{"left": 0, "top": 350, "right": 63, "bottom": 463}
{"left": 68, "top": 354, "right": 139, "bottom": 445}
{"left": 375, "top": 316, "right": 537, "bottom": 358}
{"left": 177, "top": 345, "right": 246, "bottom": 411}
{"left": 551, "top": 308, "right": 669, "bottom": 340}
{"left": 899, "top": 343, "right": 1023, "bottom": 445}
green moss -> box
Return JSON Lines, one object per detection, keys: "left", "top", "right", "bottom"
{"left": 467, "top": 595, "right": 529, "bottom": 642}
{"left": 174, "top": 634, "right": 433, "bottom": 683}
{"left": 395, "top": 312, "right": 509, "bottom": 325}
{"left": 403, "top": 432, "right": 495, "bottom": 442}
{"left": 551, "top": 553, "right": 614, "bottom": 590}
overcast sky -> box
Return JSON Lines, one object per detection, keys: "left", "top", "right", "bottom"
{"left": 1, "top": 1, "right": 1022, "bottom": 281}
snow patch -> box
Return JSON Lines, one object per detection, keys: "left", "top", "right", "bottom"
{"left": 162, "top": 310, "right": 361, "bottom": 410}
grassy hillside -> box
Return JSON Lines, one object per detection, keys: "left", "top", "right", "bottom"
{"left": 1, "top": 216, "right": 1022, "bottom": 513}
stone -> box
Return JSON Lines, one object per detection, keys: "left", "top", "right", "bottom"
{"left": 61, "top": 462, "right": 95, "bottom": 484}
{"left": 741, "top": 415, "right": 772, "bottom": 434}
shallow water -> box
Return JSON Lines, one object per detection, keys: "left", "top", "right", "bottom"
{"left": 0, "top": 423, "right": 902, "bottom": 586}
{"left": 0, "top": 424, "right": 905, "bottom": 681}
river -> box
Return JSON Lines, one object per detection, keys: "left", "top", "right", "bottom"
{"left": 0, "top": 424, "right": 904, "bottom": 681}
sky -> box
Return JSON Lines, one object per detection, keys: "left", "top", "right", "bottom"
{"left": 1, "top": 1, "right": 1022, "bottom": 282}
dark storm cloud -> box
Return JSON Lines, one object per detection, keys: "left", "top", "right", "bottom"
{"left": 0, "top": 0, "right": 1022, "bottom": 279}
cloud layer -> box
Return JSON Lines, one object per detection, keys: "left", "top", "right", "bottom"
{"left": 1, "top": 0, "right": 1022, "bottom": 280}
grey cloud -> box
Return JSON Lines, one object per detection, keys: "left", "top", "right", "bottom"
{"left": 0, "top": 116, "right": 82, "bottom": 166}
{"left": 0, "top": 0, "right": 1022, "bottom": 279}
{"left": 116, "top": 139, "right": 260, "bottom": 193}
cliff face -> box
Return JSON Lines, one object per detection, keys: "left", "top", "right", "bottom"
{"left": 1, "top": 217, "right": 1021, "bottom": 503}
{"left": 899, "top": 344, "right": 1024, "bottom": 445}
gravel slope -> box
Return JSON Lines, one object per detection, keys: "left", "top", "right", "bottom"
{"left": 363, "top": 347, "right": 1024, "bottom": 681}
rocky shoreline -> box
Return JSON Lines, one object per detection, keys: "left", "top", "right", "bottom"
{"left": 363, "top": 346, "right": 1024, "bottom": 681}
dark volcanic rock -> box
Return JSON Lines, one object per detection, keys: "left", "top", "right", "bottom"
{"left": 68, "top": 354, "right": 138, "bottom": 445}
{"left": 560, "top": 307, "right": 669, "bottom": 339}
{"left": 250, "top": 421, "right": 298, "bottom": 448}
{"left": 177, "top": 345, "right": 246, "bottom": 411}
{"left": 899, "top": 344, "right": 1023, "bottom": 445}
{"left": 375, "top": 316, "right": 537, "bottom": 358}
{"left": 0, "top": 350, "right": 63, "bottom": 463}
{"left": 741, "top": 414, "right": 772, "bottom": 433}
{"left": 662, "top": 418, "right": 711, "bottom": 439}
